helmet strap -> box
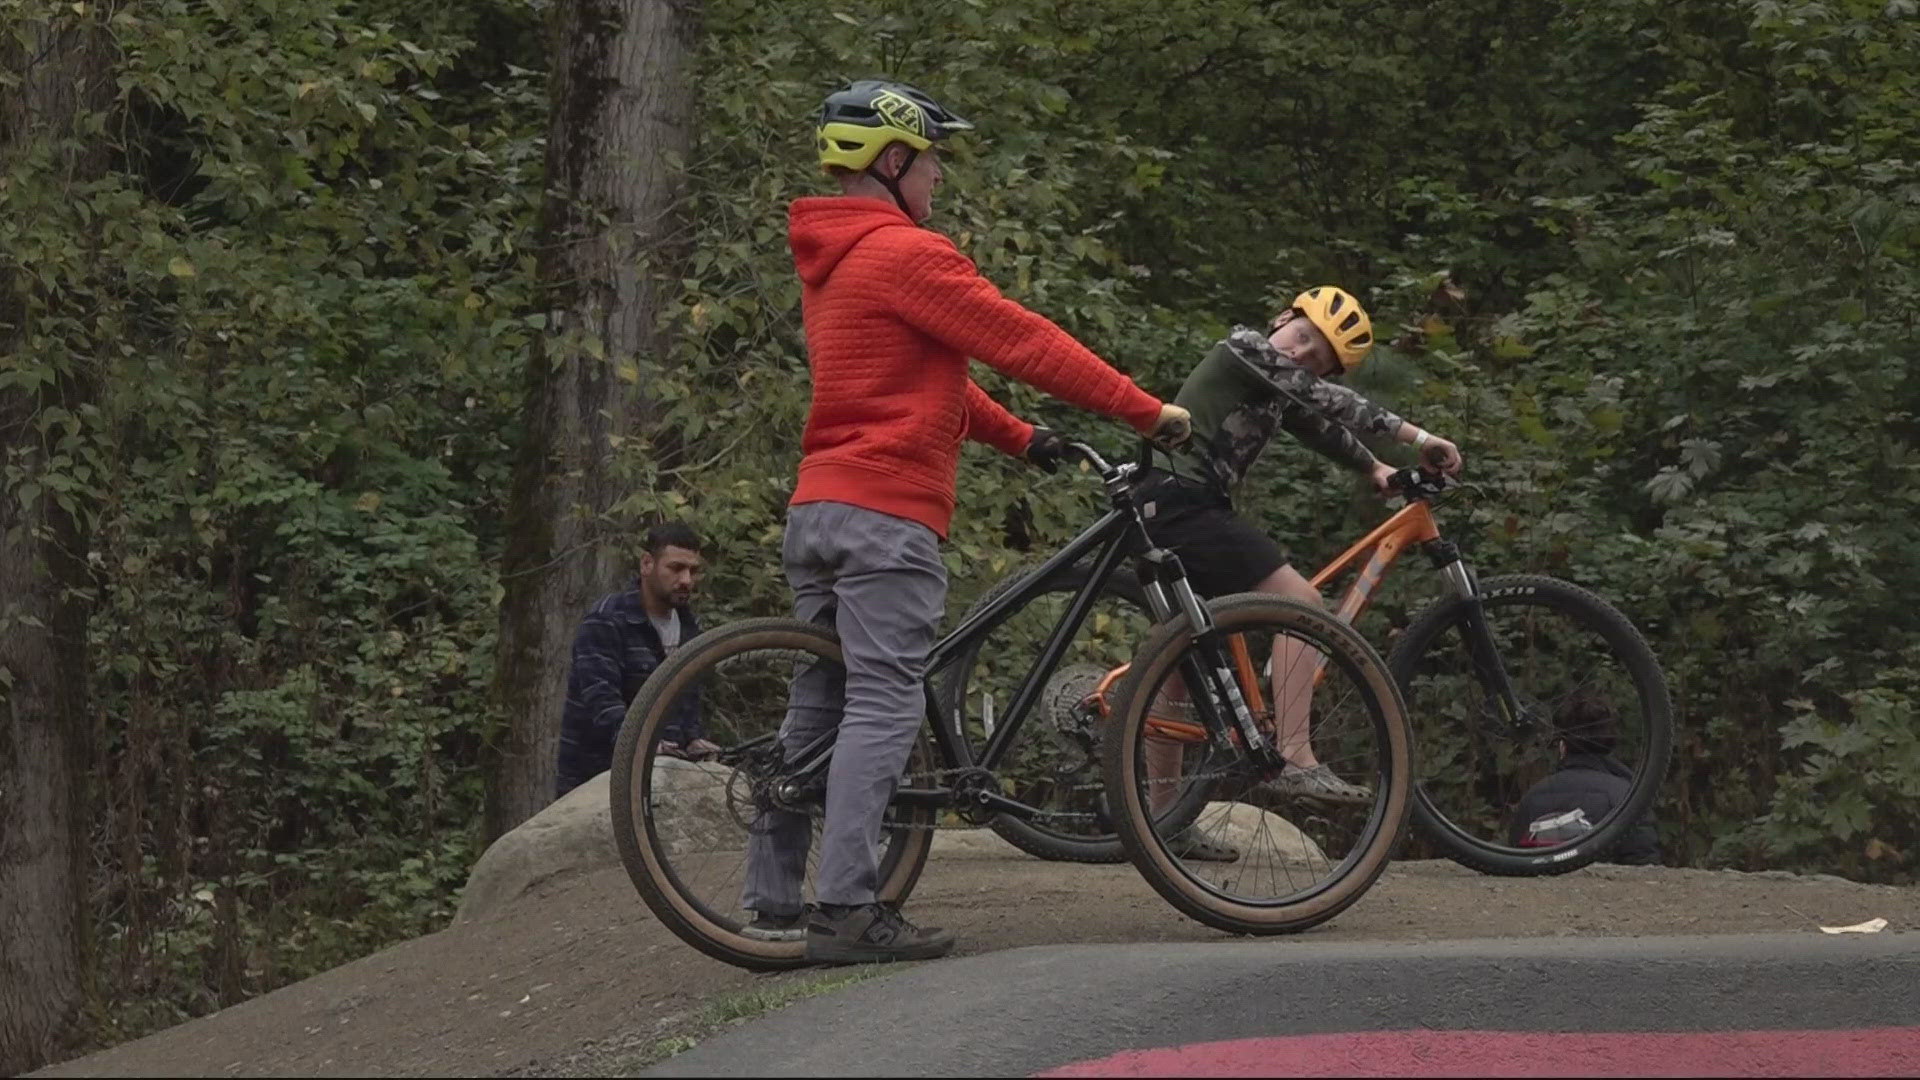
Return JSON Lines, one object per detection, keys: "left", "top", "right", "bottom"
{"left": 866, "top": 145, "right": 921, "bottom": 219}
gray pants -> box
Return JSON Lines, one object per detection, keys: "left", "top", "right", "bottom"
{"left": 740, "top": 501, "right": 947, "bottom": 912}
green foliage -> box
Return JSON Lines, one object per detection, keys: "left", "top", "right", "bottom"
{"left": 5, "top": 0, "right": 544, "bottom": 1046}
{"left": 1490, "top": 0, "right": 1920, "bottom": 864}
{"left": 6, "top": 0, "right": 1919, "bottom": 1056}
{"left": 1731, "top": 669, "right": 1920, "bottom": 881}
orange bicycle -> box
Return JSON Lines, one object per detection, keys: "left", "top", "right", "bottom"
{"left": 947, "top": 467, "right": 1672, "bottom": 876}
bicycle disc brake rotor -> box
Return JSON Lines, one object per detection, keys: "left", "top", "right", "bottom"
{"left": 724, "top": 766, "right": 759, "bottom": 830}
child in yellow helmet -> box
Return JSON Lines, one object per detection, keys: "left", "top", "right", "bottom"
{"left": 1139, "top": 287, "right": 1463, "bottom": 857}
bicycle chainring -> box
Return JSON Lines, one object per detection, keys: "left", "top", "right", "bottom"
{"left": 948, "top": 767, "right": 1002, "bottom": 826}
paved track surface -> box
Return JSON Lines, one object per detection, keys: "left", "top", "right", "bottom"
{"left": 648, "top": 933, "right": 1920, "bottom": 1077}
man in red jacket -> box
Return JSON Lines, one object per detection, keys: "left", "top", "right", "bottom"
{"left": 739, "top": 80, "right": 1190, "bottom": 964}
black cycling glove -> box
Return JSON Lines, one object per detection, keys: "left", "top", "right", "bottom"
{"left": 1025, "top": 426, "right": 1070, "bottom": 473}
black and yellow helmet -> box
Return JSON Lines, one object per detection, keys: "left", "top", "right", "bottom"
{"left": 815, "top": 79, "right": 973, "bottom": 173}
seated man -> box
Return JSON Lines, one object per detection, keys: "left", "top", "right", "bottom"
{"left": 554, "top": 523, "right": 711, "bottom": 799}
{"left": 1508, "top": 692, "right": 1661, "bottom": 864}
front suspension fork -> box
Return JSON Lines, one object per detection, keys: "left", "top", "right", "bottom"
{"left": 1143, "top": 548, "right": 1284, "bottom": 769}
{"left": 1428, "top": 540, "right": 1528, "bottom": 736}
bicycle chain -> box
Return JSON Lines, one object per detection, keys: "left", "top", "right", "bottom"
{"left": 778, "top": 761, "right": 1248, "bottom": 832}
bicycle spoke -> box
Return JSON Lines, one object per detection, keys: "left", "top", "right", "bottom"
{"left": 1114, "top": 601, "right": 1406, "bottom": 923}
{"left": 611, "top": 621, "right": 937, "bottom": 969}
{"left": 1394, "top": 578, "right": 1671, "bottom": 873}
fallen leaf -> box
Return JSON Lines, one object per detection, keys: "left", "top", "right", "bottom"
{"left": 1818, "top": 917, "right": 1888, "bottom": 934}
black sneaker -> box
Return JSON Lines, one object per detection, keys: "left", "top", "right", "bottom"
{"left": 805, "top": 902, "right": 955, "bottom": 964}
{"left": 742, "top": 906, "right": 811, "bottom": 942}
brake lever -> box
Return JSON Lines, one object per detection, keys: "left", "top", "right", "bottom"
{"left": 1388, "top": 466, "right": 1453, "bottom": 503}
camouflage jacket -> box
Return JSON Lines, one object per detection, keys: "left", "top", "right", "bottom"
{"left": 1167, "top": 327, "right": 1404, "bottom": 497}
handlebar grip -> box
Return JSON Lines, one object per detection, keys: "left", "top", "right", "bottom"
{"left": 1151, "top": 414, "right": 1192, "bottom": 448}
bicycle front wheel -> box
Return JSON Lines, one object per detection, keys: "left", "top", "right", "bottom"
{"left": 609, "top": 618, "right": 936, "bottom": 970}
{"left": 1389, "top": 574, "right": 1673, "bottom": 877}
{"left": 1101, "top": 594, "right": 1412, "bottom": 935}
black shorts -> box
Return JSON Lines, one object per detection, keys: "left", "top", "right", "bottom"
{"left": 1136, "top": 473, "right": 1289, "bottom": 599}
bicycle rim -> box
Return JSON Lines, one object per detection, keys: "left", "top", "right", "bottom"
{"left": 1390, "top": 575, "right": 1673, "bottom": 877}
{"left": 610, "top": 618, "right": 936, "bottom": 970}
{"left": 1103, "top": 594, "right": 1412, "bottom": 935}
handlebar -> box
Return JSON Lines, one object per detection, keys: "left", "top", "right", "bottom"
{"left": 1065, "top": 441, "right": 1116, "bottom": 476}
{"left": 1389, "top": 466, "right": 1456, "bottom": 502}
{"left": 1063, "top": 438, "right": 1456, "bottom": 514}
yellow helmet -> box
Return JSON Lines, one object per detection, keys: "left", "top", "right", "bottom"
{"left": 1291, "top": 286, "right": 1375, "bottom": 372}
{"left": 815, "top": 79, "right": 973, "bottom": 174}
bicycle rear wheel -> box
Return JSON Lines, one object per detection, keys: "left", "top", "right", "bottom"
{"left": 1101, "top": 594, "right": 1412, "bottom": 935}
{"left": 609, "top": 618, "right": 936, "bottom": 970}
{"left": 1389, "top": 574, "right": 1673, "bottom": 876}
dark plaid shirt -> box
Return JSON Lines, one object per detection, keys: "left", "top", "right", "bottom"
{"left": 554, "top": 589, "right": 702, "bottom": 797}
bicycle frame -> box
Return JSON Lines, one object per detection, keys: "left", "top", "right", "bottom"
{"left": 1316, "top": 487, "right": 1527, "bottom": 733}
{"left": 1093, "top": 495, "right": 1439, "bottom": 694}
{"left": 1096, "top": 480, "right": 1523, "bottom": 745}
{"left": 1314, "top": 497, "right": 1445, "bottom": 618}
{"left": 760, "top": 446, "right": 1271, "bottom": 823}
{"left": 923, "top": 501, "right": 1146, "bottom": 774}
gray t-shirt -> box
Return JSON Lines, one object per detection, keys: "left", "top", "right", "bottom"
{"left": 648, "top": 609, "right": 681, "bottom": 652}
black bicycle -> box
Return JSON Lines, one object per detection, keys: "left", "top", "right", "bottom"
{"left": 609, "top": 441, "right": 1413, "bottom": 969}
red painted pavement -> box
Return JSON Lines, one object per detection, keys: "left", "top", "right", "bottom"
{"left": 1036, "top": 1027, "right": 1920, "bottom": 1077}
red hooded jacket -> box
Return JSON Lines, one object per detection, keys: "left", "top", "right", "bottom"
{"left": 787, "top": 196, "right": 1163, "bottom": 537}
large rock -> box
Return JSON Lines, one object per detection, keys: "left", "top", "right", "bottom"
{"left": 1195, "top": 801, "right": 1329, "bottom": 863}
{"left": 930, "top": 805, "right": 1327, "bottom": 864}
{"left": 456, "top": 758, "right": 743, "bottom": 924}
{"left": 652, "top": 757, "right": 748, "bottom": 856}
{"left": 456, "top": 776, "right": 1326, "bottom": 924}
{"left": 456, "top": 774, "right": 618, "bottom": 924}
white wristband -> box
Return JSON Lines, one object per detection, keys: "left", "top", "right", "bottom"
{"left": 1412, "top": 429, "right": 1432, "bottom": 449}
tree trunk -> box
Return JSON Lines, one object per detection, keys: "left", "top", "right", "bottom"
{"left": 486, "top": 0, "right": 704, "bottom": 841}
{"left": 0, "top": 10, "right": 115, "bottom": 1075}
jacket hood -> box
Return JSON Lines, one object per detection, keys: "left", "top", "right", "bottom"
{"left": 788, "top": 196, "right": 915, "bottom": 286}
